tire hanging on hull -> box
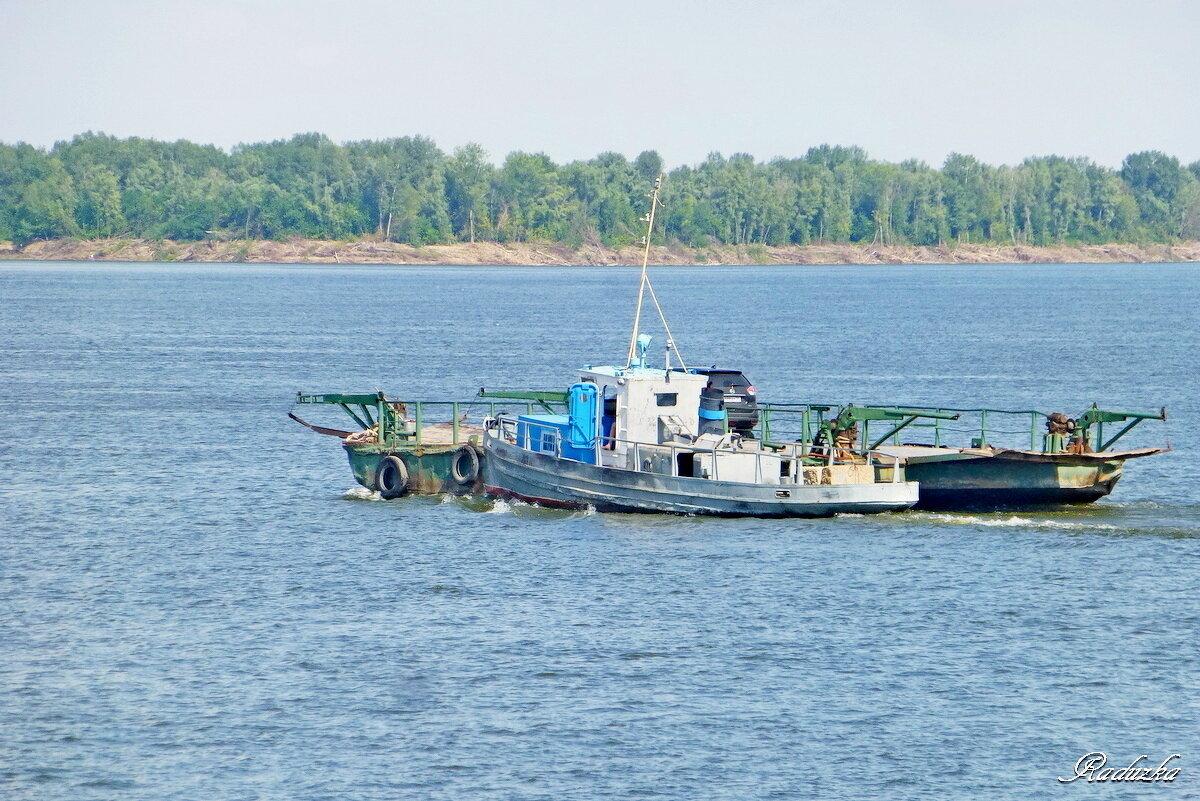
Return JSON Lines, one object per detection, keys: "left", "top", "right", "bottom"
{"left": 450, "top": 446, "right": 480, "bottom": 486}
{"left": 376, "top": 455, "right": 409, "bottom": 499}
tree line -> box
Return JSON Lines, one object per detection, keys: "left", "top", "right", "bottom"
{"left": 2, "top": 132, "right": 1199, "bottom": 248}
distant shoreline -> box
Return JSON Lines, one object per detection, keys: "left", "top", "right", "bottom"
{"left": 3, "top": 237, "right": 1199, "bottom": 265}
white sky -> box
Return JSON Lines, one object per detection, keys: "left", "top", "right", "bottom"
{"left": 2, "top": 0, "right": 1198, "bottom": 168}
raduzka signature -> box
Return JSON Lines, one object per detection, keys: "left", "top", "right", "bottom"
{"left": 1058, "top": 752, "right": 1180, "bottom": 783}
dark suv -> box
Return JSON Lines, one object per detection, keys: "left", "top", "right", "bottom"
{"left": 691, "top": 368, "right": 759, "bottom": 435}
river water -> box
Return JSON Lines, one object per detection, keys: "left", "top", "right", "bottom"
{"left": 1, "top": 261, "right": 1197, "bottom": 799}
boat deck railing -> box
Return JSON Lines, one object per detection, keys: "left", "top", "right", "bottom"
{"left": 486, "top": 414, "right": 903, "bottom": 484}
{"left": 298, "top": 394, "right": 1166, "bottom": 454}
{"left": 757, "top": 403, "right": 1166, "bottom": 453}
{"left": 295, "top": 392, "right": 567, "bottom": 447}
{"left": 760, "top": 403, "right": 1050, "bottom": 451}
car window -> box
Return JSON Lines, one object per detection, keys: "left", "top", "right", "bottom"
{"left": 698, "top": 370, "right": 752, "bottom": 391}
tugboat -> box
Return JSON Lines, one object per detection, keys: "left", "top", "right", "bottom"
{"left": 480, "top": 178, "right": 919, "bottom": 517}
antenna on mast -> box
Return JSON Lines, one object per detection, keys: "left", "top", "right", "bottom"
{"left": 625, "top": 176, "right": 687, "bottom": 371}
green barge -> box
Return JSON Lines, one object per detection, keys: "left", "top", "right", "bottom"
{"left": 291, "top": 390, "right": 566, "bottom": 497}
{"left": 754, "top": 403, "right": 1168, "bottom": 510}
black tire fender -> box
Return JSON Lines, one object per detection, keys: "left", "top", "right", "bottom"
{"left": 450, "top": 446, "right": 480, "bottom": 485}
{"left": 376, "top": 455, "right": 409, "bottom": 499}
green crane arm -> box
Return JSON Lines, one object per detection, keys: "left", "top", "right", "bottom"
{"left": 830, "top": 405, "right": 961, "bottom": 451}
{"left": 1074, "top": 405, "right": 1167, "bottom": 451}
{"left": 296, "top": 392, "right": 385, "bottom": 406}
{"left": 836, "top": 405, "right": 962, "bottom": 426}
{"left": 1075, "top": 406, "right": 1167, "bottom": 427}
{"left": 478, "top": 389, "right": 570, "bottom": 403}
{"left": 478, "top": 388, "right": 569, "bottom": 414}
{"left": 295, "top": 391, "right": 410, "bottom": 438}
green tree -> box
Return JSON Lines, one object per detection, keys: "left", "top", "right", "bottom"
{"left": 1121, "top": 151, "right": 1185, "bottom": 238}
{"left": 492, "top": 152, "right": 570, "bottom": 241}
{"left": 444, "top": 143, "right": 493, "bottom": 242}
{"left": 634, "top": 150, "right": 664, "bottom": 183}
{"left": 12, "top": 157, "right": 80, "bottom": 242}
{"left": 76, "top": 163, "right": 126, "bottom": 237}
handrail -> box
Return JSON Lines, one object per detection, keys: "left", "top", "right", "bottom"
{"left": 486, "top": 413, "right": 901, "bottom": 483}
{"left": 757, "top": 401, "right": 1165, "bottom": 454}
{"left": 299, "top": 392, "right": 570, "bottom": 448}
{"left": 299, "top": 392, "right": 565, "bottom": 410}
{"left": 762, "top": 402, "right": 1050, "bottom": 416}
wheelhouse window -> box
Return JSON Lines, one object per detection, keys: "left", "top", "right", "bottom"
{"left": 655, "top": 393, "right": 678, "bottom": 407}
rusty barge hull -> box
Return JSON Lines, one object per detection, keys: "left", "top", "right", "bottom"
{"left": 342, "top": 442, "right": 482, "bottom": 495}
{"left": 875, "top": 446, "right": 1165, "bottom": 510}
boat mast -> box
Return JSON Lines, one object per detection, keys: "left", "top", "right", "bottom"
{"left": 625, "top": 176, "right": 687, "bottom": 370}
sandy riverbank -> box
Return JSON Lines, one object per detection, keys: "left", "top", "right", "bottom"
{"left": 3, "top": 237, "right": 1199, "bottom": 265}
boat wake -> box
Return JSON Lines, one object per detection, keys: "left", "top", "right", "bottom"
{"left": 472, "top": 496, "right": 597, "bottom": 519}
{"left": 451, "top": 494, "right": 544, "bottom": 515}
{"left": 913, "top": 512, "right": 1122, "bottom": 531}
{"left": 484, "top": 497, "right": 515, "bottom": 514}
{"left": 341, "top": 486, "right": 383, "bottom": 502}
{"left": 910, "top": 510, "right": 1199, "bottom": 537}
